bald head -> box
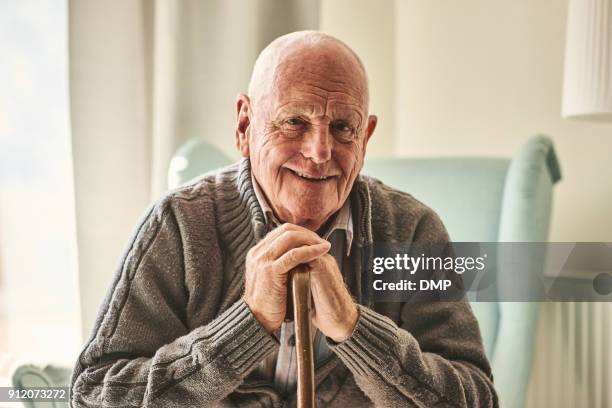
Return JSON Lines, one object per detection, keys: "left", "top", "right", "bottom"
{"left": 247, "top": 31, "right": 369, "bottom": 110}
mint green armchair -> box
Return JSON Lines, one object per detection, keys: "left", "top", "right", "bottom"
{"left": 168, "top": 134, "right": 561, "bottom": 408}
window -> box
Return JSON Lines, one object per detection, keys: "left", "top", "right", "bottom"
{"left": 0, "top": 0, "right": 80, "bottom": 384}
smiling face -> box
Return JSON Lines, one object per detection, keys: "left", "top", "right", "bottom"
{"left": 235, "top": 32, "right": 377, "bottom": 231}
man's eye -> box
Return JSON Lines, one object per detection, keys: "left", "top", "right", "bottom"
{"left": 331, "top": 121, "right": 350, "bottom": 131}
{"left": 285, "top": 117, "right": 306, "bottom": 127}
{"left": 330, "top": 121, "right": 354, "bottom": 139}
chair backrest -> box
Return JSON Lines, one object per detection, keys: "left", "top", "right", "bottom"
{"left": 167, "top": 139, "right": 234, "bottom": 189}
{"left": 363, "top": 157, "right": 510, "bottom": 242}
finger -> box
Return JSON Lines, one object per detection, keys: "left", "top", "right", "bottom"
{"left": 249, "top": 223, "right": 302, "bottom": 256}
{"left": 262, "top": 222, "right": 301, "bottom": 241}
{"left": 273, "top": 241, "right": 331, "bottom": 272}
{"left": 261, "top": 222, "right": 322, "bottom": 246}
{"left": 266, "top": 230, "right": 328, "bottom": 260}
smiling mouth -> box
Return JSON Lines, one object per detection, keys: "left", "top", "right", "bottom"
{"left": 287, "top": 168, "right": 336, "bottom": 182}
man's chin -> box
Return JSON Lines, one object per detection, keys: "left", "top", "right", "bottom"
{"left": 284, "top": 203, "right": 338, "bottom": 229}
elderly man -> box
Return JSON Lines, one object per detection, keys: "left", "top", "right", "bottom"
{"left": 70, "top": 31, "right": 497, "bottom": 407}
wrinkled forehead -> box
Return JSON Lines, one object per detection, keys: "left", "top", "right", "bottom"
{"left": 254, "top": 43, "right": 369, "bottom": 116}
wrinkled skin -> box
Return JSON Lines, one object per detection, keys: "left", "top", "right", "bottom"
{"left": 237, "top": 32, "right": 377, "bottom": 341}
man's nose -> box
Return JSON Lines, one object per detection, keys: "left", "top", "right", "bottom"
{"left": 301, "top": 124, "right": 332, "bottom": 164}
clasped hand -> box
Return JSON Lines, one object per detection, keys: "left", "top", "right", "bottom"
{"left": 243, "top": 223, "right": 359, "bottom": 342}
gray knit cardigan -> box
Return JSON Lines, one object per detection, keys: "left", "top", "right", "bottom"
{"left": 70, "top": 159, "right": 498, "bottom": 407}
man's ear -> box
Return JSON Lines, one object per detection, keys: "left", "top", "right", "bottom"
{"left": 366, "top": 115, "right": 377, "bottom": 142}
{"left": 235, "top": 93, "right": 251, "bottom": 157}
{"left": 361, "top": 114, "right": 378, "bottom": 153}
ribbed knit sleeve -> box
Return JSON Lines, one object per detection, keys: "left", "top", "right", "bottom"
{"left": 207, "top": 298, "right": 278, "bottom": 374}
{"left": 330, "top": 305, "right": 399, "bottom": 378}
{"left": 69, "top": 197, "right": 278, "bottom": 407}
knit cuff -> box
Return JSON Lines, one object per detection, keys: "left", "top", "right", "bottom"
{"left": 208, "top": 298, "right": 279, "bottom": 378}
{"left": 328, "top": 305, "right": 399, "bottom": 377}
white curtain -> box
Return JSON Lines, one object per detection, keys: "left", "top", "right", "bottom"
{"left": 69, "top": 0, "right": 319, "bottom": 339}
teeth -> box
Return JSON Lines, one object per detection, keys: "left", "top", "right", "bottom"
{"left": 295, "top": 171, "right": 328, "bottom": 180}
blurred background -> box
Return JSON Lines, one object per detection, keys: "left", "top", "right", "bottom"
{"left": 1, "top": 0, "right": 611, "bottom": 407}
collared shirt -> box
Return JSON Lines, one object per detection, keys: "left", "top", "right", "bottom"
{"left": 251, "top": 174, "right": 354, "bottom": 397}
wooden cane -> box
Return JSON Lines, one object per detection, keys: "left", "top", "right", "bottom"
{"left": 291, "top": 264, "right": 315, "bottom": 408}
